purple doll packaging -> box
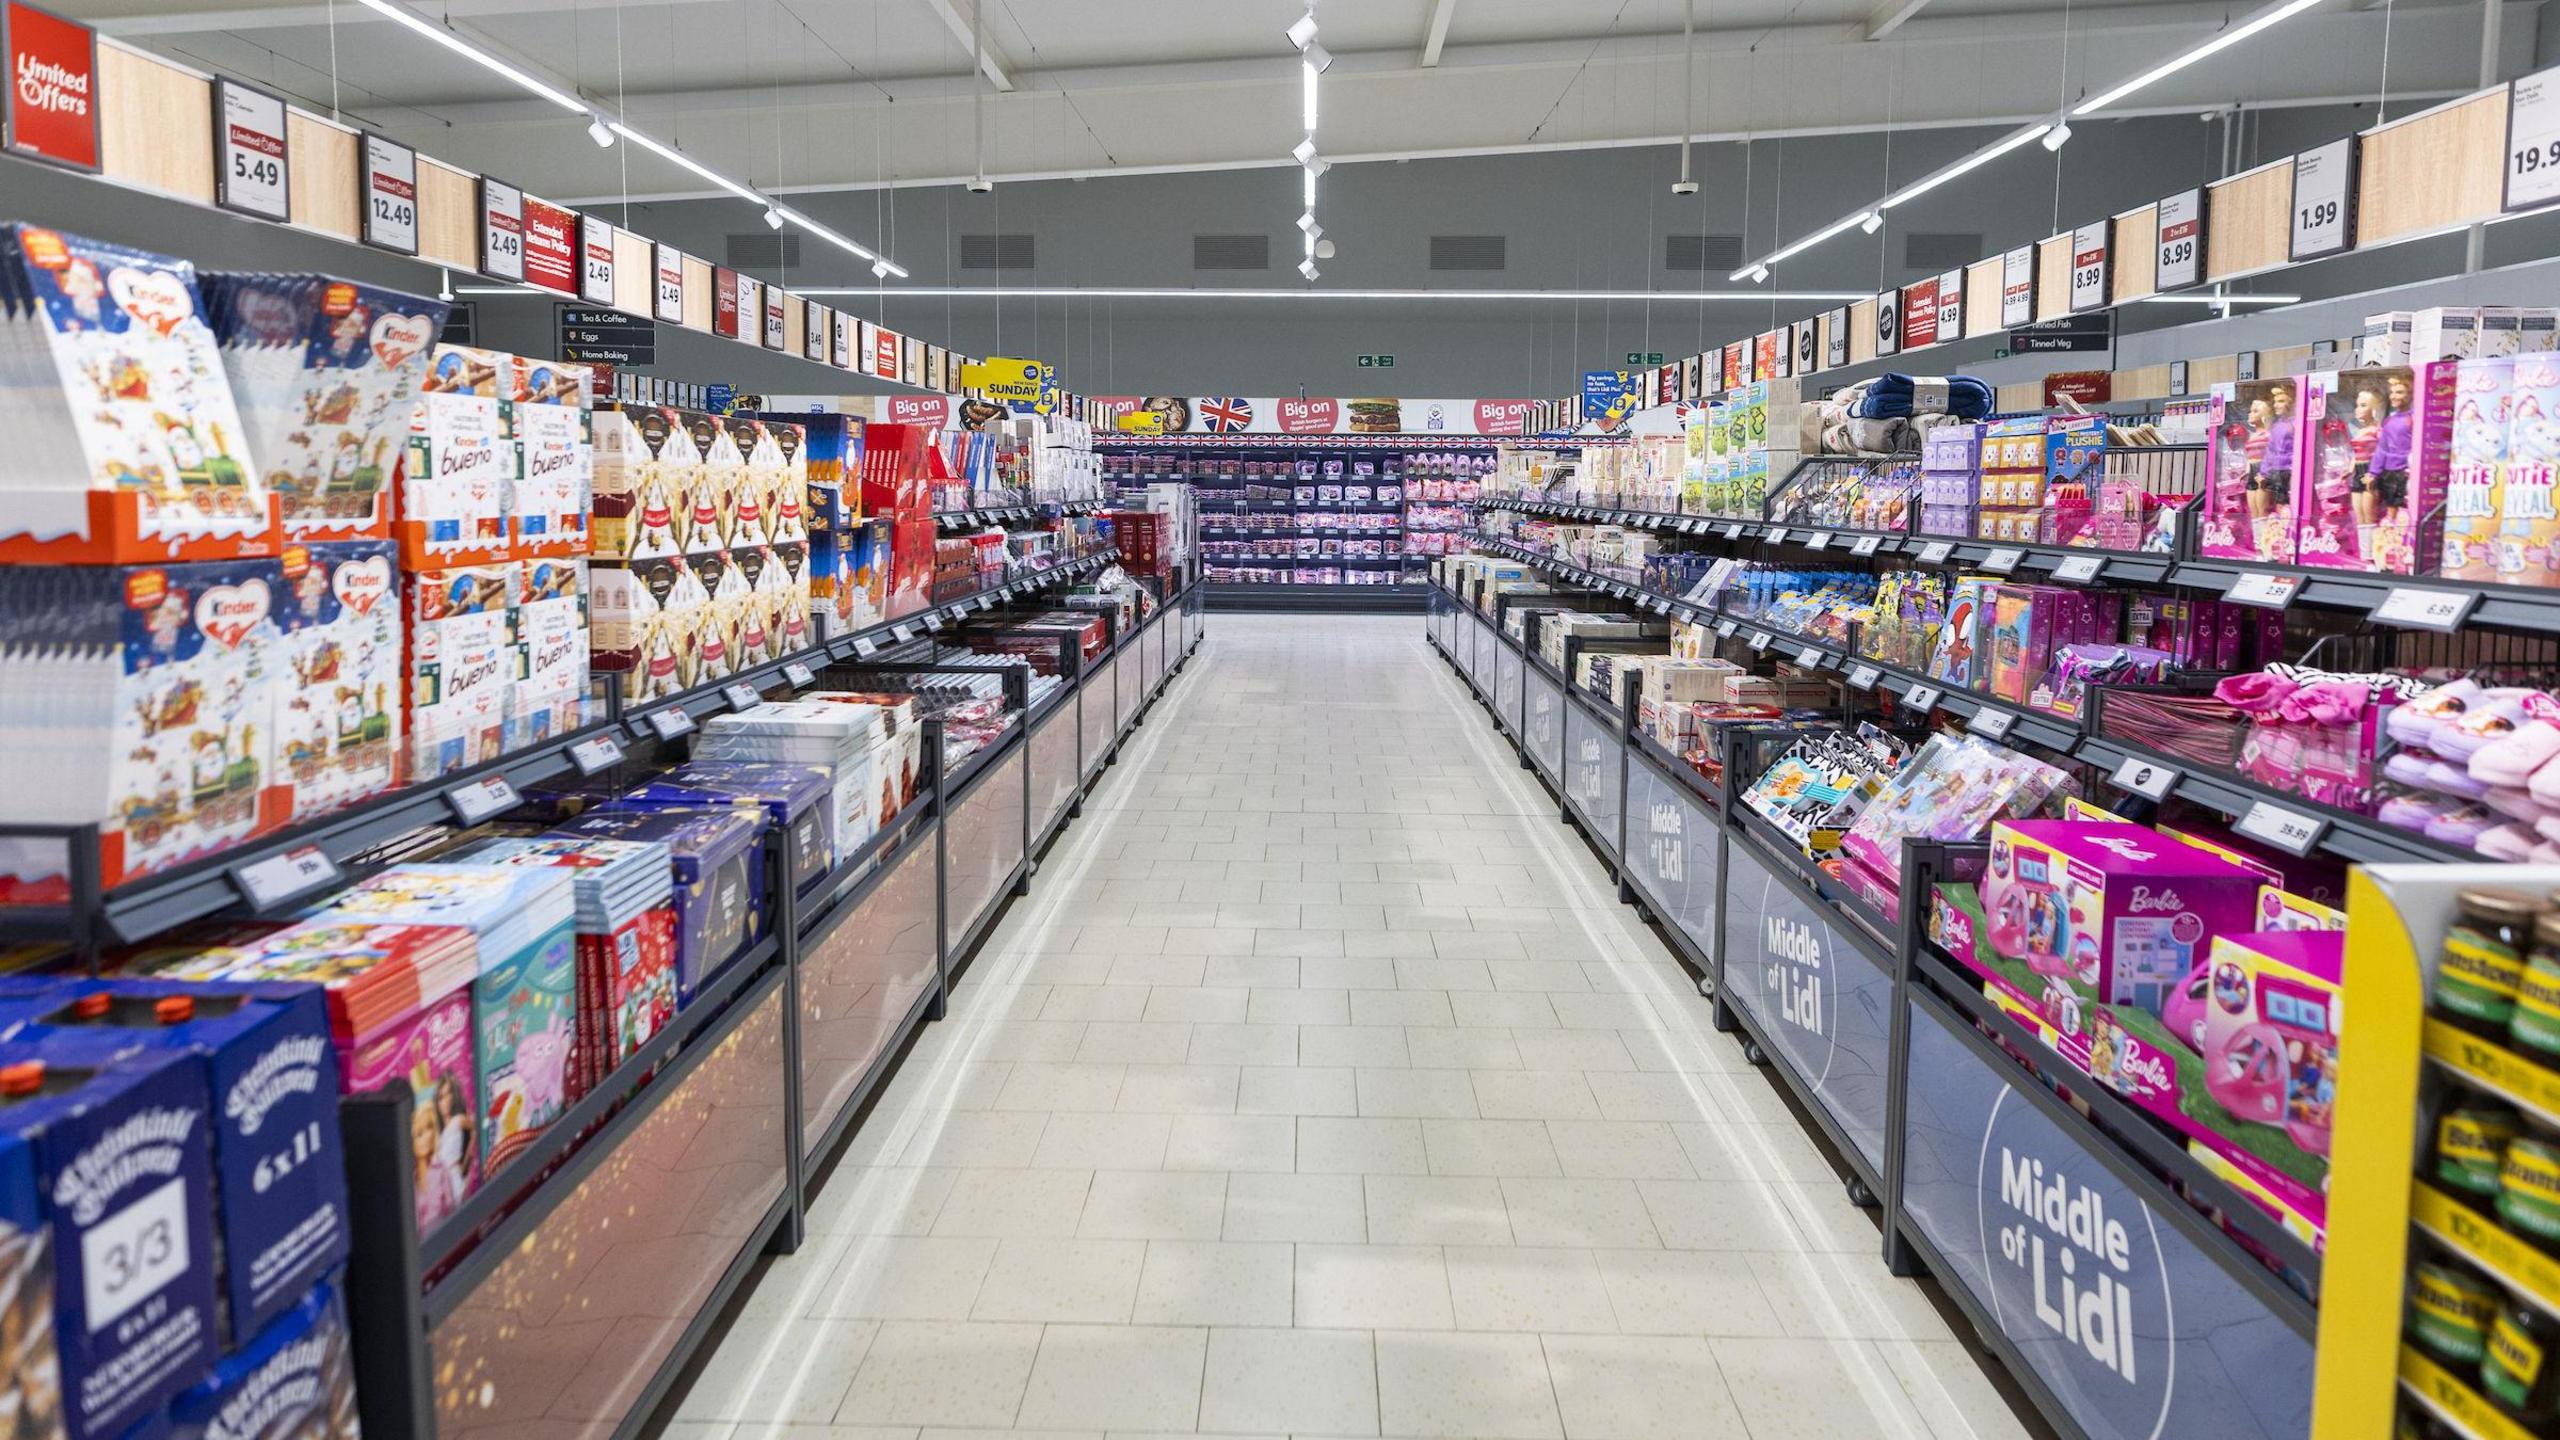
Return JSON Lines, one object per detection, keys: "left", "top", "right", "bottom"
{"left": 2204, "top": 378, "right": 2308, "bottom": 563}
{"left": 2296, "top": 365, "right": 2450, "bottom": 575}
{"left": 346, "top": 987, "right": 477, "bottom": 1234}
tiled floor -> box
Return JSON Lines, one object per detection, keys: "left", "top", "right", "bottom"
{"left": 668, "top": 614, "right": 2029, "bottom": 1440}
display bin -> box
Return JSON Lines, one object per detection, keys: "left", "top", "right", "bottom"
{"left": 945, "top": 741, "right": 1030, "bottom": 963}
{"left": 1621, "top": 730, "right": 1725, "bottom": 976}
{"left": 1561, "top": 683, "right": 1625, "bottom": 864}
{"left": 1716, "top": 796, "right": 1898, "bottom": 1185}
{"left": 1028, "top": 681, "right": 1082, "bottom": 851}
{"left": 796, "top": 816, "right": 941, "bottom": 1167}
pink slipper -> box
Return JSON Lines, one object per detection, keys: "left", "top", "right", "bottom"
{"left": 2471, "top": 705, "right": 2560, "bottom": 786}
{"left": 2424, "top": 760, "right": 2495, "bottom": 800}
{"left": 2380, "top": 792, "right": 2466, "bottom": 831}
{"left": 2438, "top": 690, "right": 2540, "bottom": 761}
{"left": 2385, "top": 752, "right": 2441, "bottom": 788}
{"left": 2538, "top": 814, "right": 2560, "bottom": 846}
{"left": 2487, "top": 786, "right": 2553, "bottom": 822}
{"left": 2427, "top": 803, "right": 2501, "bottom": 845}
{"left": 2480, "top": 823, "right": 2540, "bottom": 860}
{"left": 2537, "top": 841, "right": 2560, "bottom": 863}
{"left": 2389, "top": 677, "right": 2487, "bottom": 750}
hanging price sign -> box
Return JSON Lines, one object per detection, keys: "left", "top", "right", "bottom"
{"left": 654, "top": 243, "right": 685, "bottom": 322}
{"left": 2068, "top": 221, "right": 2110, "bottom": 313}
{"left": 2508, "top": 63, "right": 2560, "bottom": 211}
{"left": 2290, "top": 136, "right": 2359, "bottom": 261}
{"left": 478, "top": 177, "right": 525, "bottom": 281}
{"left": 2000, "top": 245, "right": 2036, "bottom": 327}
{"left": 579, "top": 215, "right": 616, "bottom": 305}
{"left": 359, "top": 132, "right": 418, "bottom": 255}
{"left": 2155, "top": 188, "right": 2205, "bottom": 291}
{"left": 213, "top": 78, "right": 289, "bottom": 221}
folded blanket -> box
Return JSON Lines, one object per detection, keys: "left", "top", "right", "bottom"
{"left": 1854, "top": 372, "right": 1994, "bottom": 421}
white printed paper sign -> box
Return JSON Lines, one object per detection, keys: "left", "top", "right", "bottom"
{"left": 479, "top": 178, "right": 525, "bottom": 282}
{"left": 2506, "top": 63, "right": 2560, "bottom": 212}
{"left": 2068, "top": 222, "right": 2109, "bottom": 313}
{"left": 360, "top": 132, "right": 418, "bottom": 255}
{"left": 2290, "top": 136, "right": 2357, "bottom": 261}
{"left": 2155, "top": 188, "right": 2204, "bottom": 291}
{"left": 214, "top": 78, "right": 288, "bottom": 221}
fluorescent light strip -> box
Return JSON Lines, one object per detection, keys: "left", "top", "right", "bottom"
{"left": 607, "top": 123, "right": 764, "bottom": 204}
{"left": 775, "top": 205, "right": 911, "bottom": 279}
{"left": 2075, "top": 0, "right": 2327, "bottom": 115}
{"left": 1881, "top": 124, "right": 2050, "bottom": 209}
{"left": 789, "top": 286, "right": 1874, "bottom": 302}
{"left": 1730, "top": 210, "right": 1876, "bottom": 280}
{"left": 1303, "top": 59, "right": 1319, "bottom": 131}
{"left": 351, "top": 0, "right": 587, "bottom": 111}
{"left": 2137, "top": 292, "right": 2301, "bottom": 305}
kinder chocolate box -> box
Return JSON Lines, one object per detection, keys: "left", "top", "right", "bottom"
{"left": 9, "top": 982, "right": 347, "bottom": 1344}
{"left": 168, "top": 1278, "right": 358, "bottom": 1440}
{"left": 0, "top": 1052, "right": 218, "bottom": 1440}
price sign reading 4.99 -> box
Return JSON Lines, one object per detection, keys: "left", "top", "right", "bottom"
{"left": 213, "top": 78, "right": 290, "bottom": 222}
{"left": 2507, "top": 63, "right": 2560, "bottom": 212}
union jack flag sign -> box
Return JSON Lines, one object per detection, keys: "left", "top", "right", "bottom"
{"left": 1199, "top": 396, "right": 1255, "bottom": 432}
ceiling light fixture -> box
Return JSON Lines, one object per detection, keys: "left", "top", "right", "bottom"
{"left": 872, "top": 259, "right": 893, "bottom": 279}
{"left": 609, "top": 123, "right": 764, "bottom": 205}
{"left": 1299, "top": 258, "right": 1320, "bottom": 280}
{"left": 1860, "top": 212, "right": 1884, "bottom": 234}
{"left": 1729, "top": 210, "right": 1876, "bottom": 280}
{"left": 586, "top": 116, "right": 616, "bottom": 148}
{"left": 1294, "top": 137, "right": 1322, "bottom": 171}
{"left": 1297, "top": 211, "right": 1320, "bottom": 234}
{"left": 1286, "top": 13, "right": 1319, "bottom": 50}
{"left": 349, "top": 0, "right": 587, "bottom": 111}
{"left": 1882, "top": 123, "right": 2050, "bottom": 209}
{"left": 1746, "top": 265, "right": 1770, "bottom": 283}
{"left": 1303, "top": 60, "right": 1320, "bottom": 129}
{"left": 776, "top": 203, "right": 912, "bottom": 278}
{"left": 763, "top": 205, "right": 785, "bottom": 229}
{"left": 2042, "top": 121, "right": 2073, "bottom": 151}
{"left": 2074, "top": 0, "right": 2327, "bottom": 116}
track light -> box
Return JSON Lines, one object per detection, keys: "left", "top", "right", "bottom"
{"left": 1294, "top": 138, "right": 1321, "bottom": 170}
{"left": 763, "top": 206, "right": 785, "bottom": 230}
{"left": 1860, "top": 211, "right": 1884, "bottom": 234}
{"left": 1747, "top": 265, "right": 1770, "bottom": 283}
{"left": 872, "top": 259, "right": 892, "bottom": 279}
{"left": 1304, "top": 41, "right": 1332, "bottom": 73}
{"left": 587, "top": 116, "right": 615, "bottom": 148}
{"left": 1299, "top": 258, "right": 1320, "bottom": 280}
{"left": 1286, "top": 13, "right": 1318, "bottom": 50}
{"left": 350, "top": 0, "right": 587, "bottom": 112}
{"left": 2074, "top": 0, "right": 2326, "bottom": 116}
{"left": 1297, "top": 211, "right": 1320, "bottom": 234}
{"left": 2042, "top": 122, "right": 2073, "bottom": 151}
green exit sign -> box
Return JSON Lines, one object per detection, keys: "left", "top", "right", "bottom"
{"left": 1627, "top": 351, "right": 1664, "bottom": 366}
{"left": 1356, "top": 353, "right": 1396, "bottom": 368}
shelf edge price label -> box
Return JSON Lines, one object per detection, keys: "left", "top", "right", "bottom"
{"left": 1982, "top": 547, "right": 2025, "bottom": 575}
{"left": 782, "top": 661, "right": 817, "bottom": 690}
{"left": 1848, "top": 664, "right": 1880, "bottom": 691}
{"left": 1807, "top": 531, "right": 1833, "bottom": 551}
{"left": 569, "top": 733, "right": 625, "bottom": 775}
{"left": 648, "top": 707, "right": 697, "bottom": 741}
{"left": 1767, "top": 528, "right": 1790, "bottom": 547}
{"left": 445, "top": 774, "right": 521, "bottom": 826}
{"left": 2225, "top": 571, "right": 2304, "bottom": 609}
{"left": 1794, "top": 645, "right": 1827, "bottom": 669}
{"left": 232, "top": 844, "right": 340, "bottom": 911}
{"left": 1903, "top": 684, "right": 1941, "bottom": 715}
{"left": 1724, "top": 523, "right": 1746, "bottom": 541}
{"left": 2053, "top": 554, "right": 2105, "bottom": 583}
{"left": 1851, "top": 535, "right": 1883, "bottom": 557}
{"left": 2375, "top": 585, "right": 2480, "bottom": 632}
{"left": 2236, "top": 799, "right": 2328, "bottom": 857}
{"left": 1748, "top": 630, "right": 1773, "bottom": 653}
{"left": 723, "top": 681, "right": 764, "bottom": 712}
{"left": 2109, "top": 754, "right": 2179, "bottom": 801}
{"left": 1714, "top": 619, "right": 1739, "bottom": 639}
{"left": 1917, "top": 541, "right": 1954, "bottom": 565}
{"left": 853, "top": 635, "right": 882, "bottom": 658}
{"left": 889, "top": 624, "right": 916, "bottom": 644}
{"left": 1970, "top": 707, "right": 2016, "bottom": 741}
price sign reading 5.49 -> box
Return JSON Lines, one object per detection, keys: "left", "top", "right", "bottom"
{"left": 214, "top": 79, "right": 290, "bottom": 222}
{"left": 2508, "top": 63, "right": 2560, "bottom": 212}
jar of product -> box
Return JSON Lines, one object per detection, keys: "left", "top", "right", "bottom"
{"left": 2506, "top": 1129, "right": 2560, "bottom": 1254}
{"left": 2519, "top": 913, "right": 2560, "bottom": 1064}
{"left": 2410, "top": 1260, "right": 2501, "bottom": 1366}
{"left": 2439, "top": 889, "right": 2543, "bottom": 1039}
{"left": 2485, "top": 1302, "right": 2560, "bottom": 1427}
{"left": 2441, "top": 1101, "right": 2526, "bottom": 1199}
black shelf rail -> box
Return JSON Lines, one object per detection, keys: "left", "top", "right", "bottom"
{"left": 933, "top": 497, "right": 1115, "bottom": 529}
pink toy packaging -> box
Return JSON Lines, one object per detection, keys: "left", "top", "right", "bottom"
{"left": 1980, "top": 821, "right": 2263, "bottom": 1017}
{"left": 2179, "top": 929, "right": 2341, "bottom": 1245}
{"left": 2442, "top": 355, "right": 2515, "bottom": 582}
{"left": 2499, "top": 350, "right": 2560, "bottom": 588}
{"left": 2295, "top": 364, "right": 2451, "bottom": 575}
{"left": 2203, "top": 377, "right": 2307, "bottom": 563}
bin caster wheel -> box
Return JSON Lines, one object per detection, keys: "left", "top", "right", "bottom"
{"left": 1846, "top": 1176, "right": 1878, "bottom": 1209}
{"left": 1696, "top": 975, "right": 1714, "bottom": 998}
{"left": 1742, "top": 1040, "right": 1767, "bottom": 1066}
{"left": 1632, "top": 905, "right": 1653, "bottom": 926}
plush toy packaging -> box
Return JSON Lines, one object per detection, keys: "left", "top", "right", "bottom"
{"left": 0, "top": 1049, "right": 220, "bottom": 1440}
{"left": 8, "top": 981, "right": 348, "bottom": 1345}
{"left": 272, "top": 542, "right": 400, "bottom": 824}
{"left": 167, "top": 1278, "right": 359, "bottom": 1440}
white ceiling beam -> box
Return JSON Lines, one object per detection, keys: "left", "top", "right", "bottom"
{"left": 920, "top": 0, "right": 1014, "bottom": 93}
{"left": 1865, "top": 0, "right": 1931, "bottom": 40}
{"left": 1421, "top": 0, "right": 1458, "bottom": 66}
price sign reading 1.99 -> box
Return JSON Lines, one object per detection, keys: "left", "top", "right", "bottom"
{"left": 2290, "top": 136, "right": 2358, "bottom": 261}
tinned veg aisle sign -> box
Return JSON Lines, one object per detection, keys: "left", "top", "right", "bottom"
{"left": 3, "top": 0, "right": 97, "bottom": 171}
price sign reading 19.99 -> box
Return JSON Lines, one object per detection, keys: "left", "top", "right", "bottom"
{"left": 2506, "top": 63, "right": 2560, "bottom": 212}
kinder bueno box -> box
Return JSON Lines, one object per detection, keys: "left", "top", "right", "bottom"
{"left": 0, "top": 1050, "right": 220, "bottom": 1440}
{"left": 9, "top": 982, "right": 347, "bottom": 1343}
{"left": 168, "top": 1278, "right": 359, "bottom": 1440}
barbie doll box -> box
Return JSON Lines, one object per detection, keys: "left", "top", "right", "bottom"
{"left": 2294, "top": 364, "right": 2454, "bottom": 575}
{"left": 8, "top": 980, "right": 347, "bottom": 1344}
{"left": 1978, "top": 821, "right": 2260, "bottom": 1020}
{"left": 0, "top": 1049, "right": 219, "bottom": 1440}
{"left": 189, "top": 919, "right": 478, "bottom": 1232}
{"left": 2178, "top": 928, "right": 2340, "bottom": 1247}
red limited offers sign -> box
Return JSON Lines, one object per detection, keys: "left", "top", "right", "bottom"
{"left": 4, "top": 1, "right": 96, "bottom": 170}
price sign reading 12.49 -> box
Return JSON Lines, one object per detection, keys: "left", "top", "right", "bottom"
{"left": 2506, "top": 62, "right": 2560, "bottom": 212}
{"left": 359, "top": 132, "right": 418, "bottom": 255}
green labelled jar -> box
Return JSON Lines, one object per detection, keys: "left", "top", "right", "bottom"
{"left": 2504, "top": 1133, "right": 2560, "bottom": 1251}
{"left": 2439, "top": 889, "right": 2542, "bottom": 1038}
{"left": 2520, "top": 912, "right": 2560, "bottom": 1062}
{"left": 2410, "top": 1262, "right": 2500, "bottom": 1366}
{"left": 2441, "top": 1104, "right": 2526, "bottom": 1199}
{"left": 2484, "top": 1304, "right": 2560, "bottom": 1426}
